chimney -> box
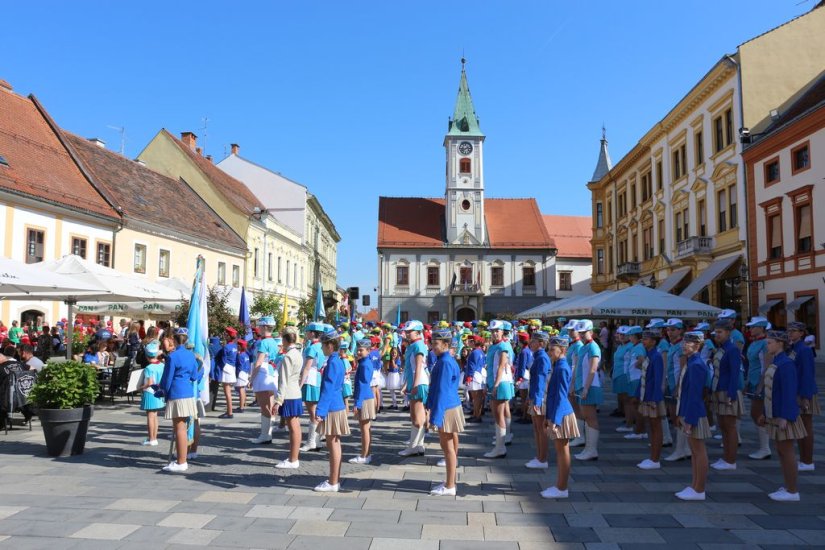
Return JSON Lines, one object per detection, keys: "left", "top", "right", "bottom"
{"left": 180, "top": 131, "right": 197, "bottom": 150}
{"left": 195, "top": 146, "right": 202, "bottom": 156}
{"left": 205, "top": 154, "right": 213, "bottom": 163}
{"left": 88, "top": 137, "right": 106, "bottom": 149}
{"left": 230, "top": 143, "right": 240, "bottom": 156}
{"left": 0, "top": 79, "right": 12, "bottom": 92}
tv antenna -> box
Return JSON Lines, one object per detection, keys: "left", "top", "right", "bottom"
{"left": 199, "top": 116, "right": 209, "bottom": 156}
{"left": 107, "top": 125, "right": 126, "bottom": 155}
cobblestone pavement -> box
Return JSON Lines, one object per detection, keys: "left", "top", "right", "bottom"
{"left": 1, "top": 377, "right": 824, "bottom": 549}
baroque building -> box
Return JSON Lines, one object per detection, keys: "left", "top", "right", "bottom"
{"left": 377, "top": 62, "right": 556, "bottom": 322}
{"left": 587, "top": 3, "right": 825, "bottom": 318}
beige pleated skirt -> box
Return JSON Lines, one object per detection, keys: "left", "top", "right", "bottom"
{"left": 165, "top": 397, "right": 198, "bottom": 420}
{"left": 548, "top": 412, "right": 579, "bottom": 440}
{"left": 440, "top": 406, "right": 466, "bottom": 434}
{"left": 529, "top": 403, "right": 547, "bottom": 417}
{"left": 680, "top": 416, "right": 711, "bottom": 440}
{"left": 317, "top": 409, "right": 351, "bottom": 436}
{"left": 799, "top": 395, "right": 821, "bottom": 416}
{"left": 767, "top": 416, "right": 808, "bottom": 441}
{"left": 638, "top": 401, "right": 667, "bottom": 418}
{"left": 357, "top": 398, "right": 377, "bottom": 421}
{"left": 713, "top": 390, "right": 744, "bottom": 417}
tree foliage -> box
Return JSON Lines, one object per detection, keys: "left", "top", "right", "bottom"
{"left": 174, "top": 286, "right": 240, "bottom": 336}
{"left": 251, "top": 293, "right": 283, "bottom": 331}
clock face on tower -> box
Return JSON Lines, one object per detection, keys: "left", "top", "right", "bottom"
{"left": 458, "top": 141, "right": 473, "bottom": 156}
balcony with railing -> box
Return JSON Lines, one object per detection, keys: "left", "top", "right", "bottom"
{"left": 617, "top": 261, "right": 641, "bottom": 279}
{"left": 676, "top": 236, "right": 714, "bottom": 259}
{"left": 450, "top": 282, "right": 481, "bottom": 295}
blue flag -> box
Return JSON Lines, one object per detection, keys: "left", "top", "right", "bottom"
{"left": 239, "top": 286, "right": 252, "bottom": 340}
{"left": 314, "top": 280, "right": 325, "bottom": 321}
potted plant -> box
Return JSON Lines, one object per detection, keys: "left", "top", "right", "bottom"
{"left": 29, "top": 361, "right": 98, "bottom": 457}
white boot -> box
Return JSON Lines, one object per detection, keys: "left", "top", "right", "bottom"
{"left": 661, "top": 417, "right": 673, "bottom": 446}
{"left": 748, "top": 426, "right": 772, "bottom": 460}
{"left": 569, "top": 420, "right": 586, "bottom": 447}
{"left": 300, "top": 424, "right": 318, "bottom": 451}
{"left": 664, "top": 430, "right": 691, "bottom": 461}
{"left": 251, "top": 415, "right": 272, "bottom": 444}
{"left": 575, "top": 425, "right": 599, "bottom": 461}
{"left": 399, "top": 426, "right": 425, "bottom": 456}
{"left": 504, "top": 416, "right": 513, "bottom": 445}
{"left": 484, "top": 426, "right": 507, "bottom": 458}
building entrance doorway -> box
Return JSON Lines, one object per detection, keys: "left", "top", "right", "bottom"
{"left": 455, "top": 307, "right": 475, "bottom": 322}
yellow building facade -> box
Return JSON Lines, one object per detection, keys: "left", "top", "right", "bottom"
{"left": 588, "top": 5, "right": 825, "bottom": 318}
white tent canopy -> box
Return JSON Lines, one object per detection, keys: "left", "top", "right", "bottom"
{"left": 543, "top": 285, "right": 721, "bottom": 319}
{"left": 157, "top": 277, "right": 192, "bottom": 299}
{"left": 517, "top": 293, "right": 612, "bottom": 318}
{"left": 33, "top": 255, "right": 183, "bottom": 358}
{"left": 38, "top": 255, "right": 182, "bottom": 303}
{"left": 0, "top": 256, "right": 100, "bottom": 297}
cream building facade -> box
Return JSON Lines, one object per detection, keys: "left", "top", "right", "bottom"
{"left": 217, "top": 150, "right": 340, "bottom": 313}
{"left": 588, "top": 5, "right": 825, "bottom": 318}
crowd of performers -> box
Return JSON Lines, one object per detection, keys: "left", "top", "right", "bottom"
{"left": 145, "top": 311, "right": 818, "bottom": 501}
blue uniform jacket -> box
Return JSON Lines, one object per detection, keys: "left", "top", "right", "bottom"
{"left": 425, "top": 351, "right": 461, "bottom": 427}
{"left": 160, "top": 345, "right": 199, "bottom": 400}
{"left": 316, "top": 354, "right": 345, "bottom": 418}
{"left": 528, "top": 348, "right": 551, "bottom": 408}
{"left": 465, "top": 347, "right": 484, "bottom": 380}
{"left": 222, "top": 341, "right": 238, "bottom": 366}
{"left": 208, "top": 337, "right": 222, "bottom": 381}
{"left": 427, "top": 350, "right": 437, "bottom": 372}
{"left": 515, "top": 347, "right": 534, "bottom": 382}
{"left": 353, "top": 356, "right": 375, "bottom": 409}
{"left": 640, "top": 347, "right": 664, "bottom": 403}
{"left": 545, "top": 356, "right": 574, "bottom": 425}
{"left": 718, "top": 339, "right": 742, "bottom": 401}
{"left": 772, "top": 352, "right": 801, "bottom": 421}
{"left": 792, "top": 340, "right": 818, "bottom": 399}
{"left": 236, "top": 351, "right": 251, "bottom": 375}
{"left": 678, "top": 353, "right": 708, "bottom": 427}
{"left": 247, "top": 338, "right": 259, "bottom": 362}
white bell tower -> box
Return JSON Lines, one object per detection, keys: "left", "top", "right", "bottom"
{"left": 445, "top": 58, "right": 486, "bottom": 246}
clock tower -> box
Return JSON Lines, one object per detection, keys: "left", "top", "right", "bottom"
{"left": 444, "top": 59, "right": 486, "bottom": 246}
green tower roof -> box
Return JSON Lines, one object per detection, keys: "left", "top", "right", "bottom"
{"left": 448, "top": 59, "right": 484, "bottom": 137}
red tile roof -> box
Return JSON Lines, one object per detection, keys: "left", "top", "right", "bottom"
{"left": 542, "top": 215, "right": 592, "bottom": 258}
{"left": 65, "top": 133, "right": 247, "bottom": 253}
{"left": 0, "top": 89, "right": 118, "bottom": 219}
{"left": 377, "top": 197, "right": 553, "bottom": 249}
{"left": 161, "top": 129, "right": 263, "bottom": 215}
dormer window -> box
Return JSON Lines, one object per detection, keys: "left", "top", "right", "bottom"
{"left": 459, "top": 158, "right": 471, "bottom": 173}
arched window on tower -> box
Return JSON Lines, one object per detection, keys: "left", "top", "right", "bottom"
{"left": 459, "top": 158, "right": 471, "bottom": 173}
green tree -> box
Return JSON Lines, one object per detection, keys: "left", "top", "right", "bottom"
{"left": 174, "top": 286, "right": 240, "bottom": 336}
{"left": 296, "top": 296, "right": 314, "bottom": 327}
{"left": 251, "top": 292, "right": 283, "bottom": 331}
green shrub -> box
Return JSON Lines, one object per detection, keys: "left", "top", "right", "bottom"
{"left": 30, "top": 361, "right": 99, "bottom": 409}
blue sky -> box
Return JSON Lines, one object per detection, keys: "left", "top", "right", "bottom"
{"left": 2, "top": 1, "right": 815, "bottom": 312}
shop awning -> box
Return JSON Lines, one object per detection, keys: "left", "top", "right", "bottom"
{"left": 679, "top": 255, "right": 741, "bottom": 299}
{"left": 786, "top": 295, "right": 813, "bottom": 312}
{"left": 758, "top": 299, "right": 783, "bottom": 314}
{"left": 657, "top": 268, "right": 691, "bottom": 293}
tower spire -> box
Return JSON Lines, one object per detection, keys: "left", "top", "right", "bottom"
{"left": 590, "top": 126, "right": 612, "bottom": 182}
{"left": 448, "top": 58, "right": 484, "bottom": 137}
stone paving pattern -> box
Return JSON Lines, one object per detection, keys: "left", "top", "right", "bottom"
{"left": 1, "top": 369, "right": 824, "bottom": 549}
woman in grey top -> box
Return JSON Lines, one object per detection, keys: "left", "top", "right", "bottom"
{"left": 274, "top": 326, "right": 305, "bottom": 469}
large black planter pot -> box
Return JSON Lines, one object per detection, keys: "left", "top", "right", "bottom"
{"left": 38, "top": 405, "right": 94, "bottom": 457}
